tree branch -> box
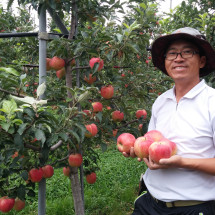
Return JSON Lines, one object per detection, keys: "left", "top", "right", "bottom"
{"left": 0, "top": 88, "right": 25, "bottom": 97}
{"left": 50, "top": 140, "right": 63, "bottom": 151}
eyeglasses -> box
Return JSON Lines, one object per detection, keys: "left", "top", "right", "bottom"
{"left": 164, "top": 50, "right": 199, "bottom": 61}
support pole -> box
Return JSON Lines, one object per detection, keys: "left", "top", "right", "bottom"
{"left": 38, "top": 5, "right": 47, "bottom": 215}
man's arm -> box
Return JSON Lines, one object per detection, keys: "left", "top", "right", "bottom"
{"left": 144, "top": 155, "right": 215, "bottom": 176}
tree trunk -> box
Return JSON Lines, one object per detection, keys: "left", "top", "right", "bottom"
{"left": 70, "top": 167, "right": 85, "bottom": 215}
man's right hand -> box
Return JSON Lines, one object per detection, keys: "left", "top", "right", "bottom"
{"left": 122, "top": 147, "right": 138, "bottom": 158}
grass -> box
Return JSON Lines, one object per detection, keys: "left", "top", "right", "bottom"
{"left": 5, "top": 144, "right": 146, "bottom": 215}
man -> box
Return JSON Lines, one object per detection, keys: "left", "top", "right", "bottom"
{"left": 126, "top": 27, "right": 215, "bottom": 215}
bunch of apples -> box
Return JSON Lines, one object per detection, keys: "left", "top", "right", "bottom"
{"left": 28, "top": 164, "right": 54, "bottom": 183}
{"left": 117, "top": 130, "right": 177, "bottom": 163}
{"left": 0, "top": 197, "right": 26, "bottom": 213}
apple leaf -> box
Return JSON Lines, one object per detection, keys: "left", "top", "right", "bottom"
{"left": 35, "top": 129, "right": 46, "bottom": 145}
{"left": 0, "top": 67, "right": 20, "bottom": 76}
{"left": 37, "top": 82, "right": 46, "bottom": 98}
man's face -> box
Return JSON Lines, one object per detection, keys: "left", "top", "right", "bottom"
{"left": 164, "top": 40, "right": 206, "bottom": 83}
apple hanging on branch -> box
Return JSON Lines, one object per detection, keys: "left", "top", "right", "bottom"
{"left": 50, "top": 56, "right": 65, "bottom": 70}
{"left": 68, "top": 153, "right": 83, "bottom": 167}
{"left": 92, "top": 102, "right": 103, "bottom": 113}
{"left": 89, "top": 57, "right": 104, "bottom": 71}
{"left": 0, "top": 196, "right": 15, "bottom": 213}
{"left": 112, "top": 110, "right": 124, "bottom": 122}
{"left": 85, "top": 123, "right": 98, "bottom": 138}
{"left": 86, "top": 172, "right": 97, "bottom": 184}
{"left": 100, "top": 85, "right": 114, "bottom": 99}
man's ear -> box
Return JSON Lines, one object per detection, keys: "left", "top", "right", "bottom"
{"left": 200, "top": 56, "right": 206, "bottom": 68}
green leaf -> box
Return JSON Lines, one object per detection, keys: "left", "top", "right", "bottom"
{"left": 17, "top": 123, "right": 28, "bottom": 135}
{"left": 123, "top": 23, "right": 130, "bottom": 29}
{"left": 14, "top": 133, "right": 24, "bottom": 149}
{"left": 116, "top": 33, "right": 124, "bottom": 43}
{"left": 69, "top": 130, "right": 80, "bottom": 143}
{"left": 20, "top": 171, "right": 29, "bottom": 181}
{"left": 0, "top": 67, "right": 20, "bottom": 76}
{"left": 139, "top": 3, "right": 147, "bottom": 10}
{"left": 0, "top": 115, "right": 6, "bottom": 122}
{"left": 59, "top": 132, "right": 69, "bottom": 141}
{"left": 1, "top": 122, "right": 11, "bottom": 132}
{"left": 35, "top": 129, "right": 46, "bottom": 145}
{"left": 12, "top": 119, "right": 23, "bottom": 125}
{"left": 2, "top": 99, "right": 17, "bottom": 114}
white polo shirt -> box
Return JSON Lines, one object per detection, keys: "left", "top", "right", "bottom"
{"left": 143, "top": 79, "right": 215, "bottom": 201}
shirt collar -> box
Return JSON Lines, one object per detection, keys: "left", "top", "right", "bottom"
{"left": 164, "top": 79, "right": 206, "bottom": 100}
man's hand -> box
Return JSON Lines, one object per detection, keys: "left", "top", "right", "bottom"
{"left": 122, "top": 147, "right": 137, "bottom": 158}
{"left": 143, "top": 155, "right": 182, "bottom": 170}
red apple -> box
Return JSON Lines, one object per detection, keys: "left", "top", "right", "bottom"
{"left": 42, "top": 165, "right": 54, "bottom": 179}
{"left": 86, "top": 172, "right": 97, "bottom": 184}
{"left": 159, "top": 138, "right": 177, "bottom": 156}
{"left": 83, "top": 109, "right": 91, "bottom": 117}
{"left": 13, "top": 198, "right": 25, "bottom": 211}
{"left": 63, "top": 167, "right": 70, "bottom": 177}
{"left": 56, "top": 67, "right": 65, "bottom": 79}
{"left": 149, "top": 140, "right": 172, "bottom": 163}
{"left": 89, "top": 57, "right": 104, "bottom": 71}
{"left": 112, "top": 110, "right": 124, "bottom": 122}
{"left": 68, "top": 153, "right": 83, "bottom": 167}
{"left": 101, "top": 85, "right": 114, "bottom": 99}
{"left": 84, "top": 74, "right": 96, "bottom": 84}
{"left": 46, "top": 58, "right": 52, "bottom": 71}
{"left": 117, "top": 133, "right": 136, "bottom": 153}
{"left": 29, "top": 168, "right": 43, "bottom": 183}
{"left": 136, "top": 109, "right": 147, "bottom": 119}
{"left": 50, "top": 56, "right": 65, "bottom": 70}
{"left": 134, "top": 136, "right": 153, "bottom": 159}
{"left": 92, "top": 102, "right": 103, "bottom": 112}
{"left": 0, "top": 197, "right": 15, "bottom": 213}
{"left": 144, "top": 130, "right": 164, "bottom": 142}
{"left": 85, "top": 123, "right": 98, "bottom": 137}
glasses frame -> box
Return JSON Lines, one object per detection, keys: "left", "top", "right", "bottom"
{"left": 164, "top": 50, "right": 199, "bottom": 61}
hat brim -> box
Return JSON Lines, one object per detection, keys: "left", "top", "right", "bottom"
{"left": 151, "top": 33, "right": 215, "bottom": 77}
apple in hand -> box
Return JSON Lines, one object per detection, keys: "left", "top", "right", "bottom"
{"left": 101, "top": 85, "right": 114, "bottom": 99}
{"left": 148, "top": 140, "right": 173, "bottom": 163}
{"left": 159, "top": 138, "right": 177, "bottom": 156}
{"left": 86, "top": 172, "right": 97, "bottom": 184}
{"left": 134, "top": 136, "right": 153, "bottom": 159}
{"left": 0, "top": 197, "right": 15, "bottom": 213}
{"left": 117, "top": 133, "right": 136, "bottom": 153}
{"left": 68, "top": 153, "right": 83, "bottom": 167}
{"left": 42, "top": 165, "right": 54, "bottom": 178}
{"left": 13, "top": 198, "right": 25, "bottom": 211}
{"left": 144, "top": 130, "right": 164, "bottom": 142}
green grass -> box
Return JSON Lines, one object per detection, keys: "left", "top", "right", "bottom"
{"left": 5, "top": 144, "right": 146, "bottom": 215}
